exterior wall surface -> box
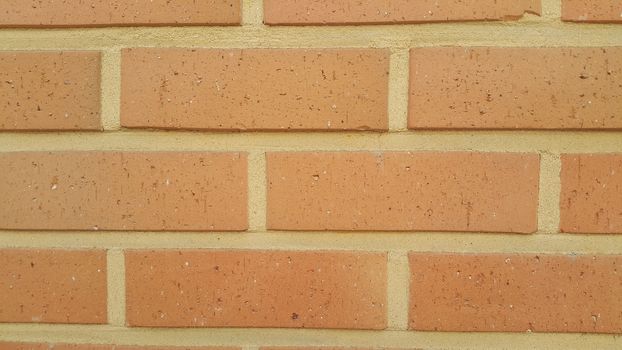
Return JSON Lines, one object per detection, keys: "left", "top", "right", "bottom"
{"left": 1, "top": 0, "right": 622, "bottom": 349}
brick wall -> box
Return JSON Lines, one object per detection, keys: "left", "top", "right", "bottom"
{"left": 0, "top": 0, "right": 621, "bottom": 349}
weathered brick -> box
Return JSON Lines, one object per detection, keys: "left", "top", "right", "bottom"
{"left": 0, "top": 1, "right": 240, "bottom": 27}
{"left": 121, "top": 48, "right": 389, "bottom": 131}
{"left": 409, "top": 47, "right": 622, "bottom": 129}
{"left": 562, "top": 0, "right": 622, "bottom": 22}
{"left": 409, "top": 253, "right": 622, "bottom": 333}
{"left": 267, "top": 152, "right": 540, "bottom": 233}
{"left": 264, "top": 0, "right": 540, "bottom": 24}
{"left": 0, "top": 249, "right": 106, "bottom": 324}
{"left": 0, "top": 152, "right": 247, "bottom": 231}
{"left": 0, "top": 51, "right": 101, "bottom": 130}
{"left": 560, "top": 154, "right": 622, "bottom": 233}
{"left": 125, "top": 249, "right": 387, "bottom": 329}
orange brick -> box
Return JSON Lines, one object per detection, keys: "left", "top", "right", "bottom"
{"left": 562, "top": 0, "right": 622, "bottom": 22}
{"left": 262, "top": 348, "right": 381, "bottom": 350}
{"left": 264, "top": 0, "right": 540, "bottom": 24}
{"left": 121, "top": 48, "right": 389, "bottom": 131}
{"left": 0, "top": 344, "right": 236, "bottom": 350}
{"left": 267, "top": 152, "right": 540, "bottom": 233}
{"left": 409, "top": 253, "right": 622, "bottom": 333}
{"left": 125, "top": 250, "right": 387, "bottom": 329}
{"left": 0, "top": 1, "right": 240, "bottom": 27}
{"left": 117, "top": 347, "right": 236, "bottom": 350}
{"left": 0, "top": 152, "right": 247, "bottom": 231}
{"left": 409, "top": 47, "right": 622, "bottom": 129}
{"left": 560, "top": 154, "right": 622, "bottom": 233}
{"left": 0, "top": 249, "right": 106, "bottom": 324}
{"left": 0, "top": 51, "right": 101, "bottom": 130}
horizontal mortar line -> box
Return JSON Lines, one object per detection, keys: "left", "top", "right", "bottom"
{"left": 1, "top": 23, "right": 622, "bottom": 49}
{"left": 0, "top": 325, "right": 620, "bottom": 349}
{"left": 0, "top": 231, "right": 621, "bottom": 254}
{"left": 0, "top": 131, "right": 622, "bottom": 153}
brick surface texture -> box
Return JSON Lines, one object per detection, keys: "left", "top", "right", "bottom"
{"left": 121, "top": 48, "right": 389, "bottom": 131}
{"left": 0, "top": 51, "right": 101, "bottom": 130}
{"left": 125, "top": 250, "right": 387, "bottom": 329}
{"left": 264, "top": 0, "right": 541, "bottom": 24}
{"left": 0, "top": 249, "right": 107, "bottom": 324}
{"left": 0, "top": 1, "right": 241, "bottom": 27}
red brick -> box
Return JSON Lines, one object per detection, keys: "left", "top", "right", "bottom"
{"left": 0, "top": 344, "right": 236, "bottom": 350}
{"left": 560, "top": 154, "right": 622, "bottom": 233}
{"left": 562, "top": 0, "right": 622, "bottom": 22}
{"left": 0, "top": 51, "right": 101, "bottom": 130}
{"left": 125, "top": 249, "right": 387, "bottom": 329}
{"left": 0, "top": 1, "right": 240, "bottom": 27}
{"left": 0, "top": 152, "right": 247, "bottom": 231}
{"left": 264, "top": 0, "right": 540, "bottom": 24}
{"left": 0, "top": 343, "right": 48, "bottom": 350}
{"left": 0, "top": 249, "right": 106, "bottom": 324}
{"left": 261, "top": 348, "right": 386, "bottom": 350}
{"left": 409, "top": 47, "right": 622, "bottom": 129}
{"left": 409, "top": 253, "right": 622, "bottom": 333}
{"left": 267, "top": 152, "right": 540, "bottom": 233}
{"left": 121, "top": 48, "right": 389, "bottom": 131}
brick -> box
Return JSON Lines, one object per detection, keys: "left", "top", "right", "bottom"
{"left": 267, "top": 152, "right": 540, "bottom": 233}
{"left": 409, "top": 47, "right": 622, "bottom": 129}
{"left": 121, "top": 48, "right": 388, "bottom": 131}
{"left": 409, "top": 253, "right": 622, "bottom": 333}
{"left": 0, "top": 1, "right": 240, "bottom": 27}
{"left": 0, "top": 51, "right": 101, "bottom": 130}
{"left": 0, "top": 344, "right": 235, "bottom": 350}
{"left": 262, "top": 348, "right": 381, "bottom": 350}
{"left": 125, "top": 250, "right": 387, "bottom": 329}
{"left": 264, "top": 0, "right": 540, "bottom": 25}
{"left": 562, "top": 0, "right": 622, "bottom": 22}
{"left": 0, "top": 249, "right": 106, "bottom": 324}
{"left": 0, "top": 152, "right": 247, "bottom": 231}
{"left": 560, "top": 154, "right": 622, "bottom": 233}
{"left": 117, "top": 347, "right": 235, "bottom": 350}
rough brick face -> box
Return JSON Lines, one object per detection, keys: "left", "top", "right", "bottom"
{"left": 0, "top": 152, "right": 247, "bottom": 231}
{"left": 125, "top": 250, "right": 387, "bottom": 329}
{"left": 0, "top": 344, "right": 235, "bottom": 350}
{"left": 562, "top": 0, "right": 622, "bottom": 22}
{"left": 0, "top": 1, "right": 241, "bottom": 27}
{"left": 267, "top": 152, "right": 540, "bottom": 233}
{"left": 121, "top": 48, "right": 389, "bottom": 131}
{"left": 262, "top": 348, "right": 374, "bottom": 350}
{"left": 0, "top": 51, "right": 101, "bottom": 131}
{"left": 560, "top": 154, "right": 622, "bottom": 234}
{"left": 409, "top": 253, "right": 622, "bottom": 333}
{"left": 264, "top": 0, "right": 540, "bottom": 24}
{"left": 0, "top": 249, "right": 106, "bottom": 324}
{"left": 409, "top": 47, "right": 622, "bottom": 129}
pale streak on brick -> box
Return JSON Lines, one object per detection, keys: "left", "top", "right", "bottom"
{"left": 125, "top": 250, "right": 387, "bottom": 329}
{"left": 264, "top": 0, "right": 540, "bottom": 25}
